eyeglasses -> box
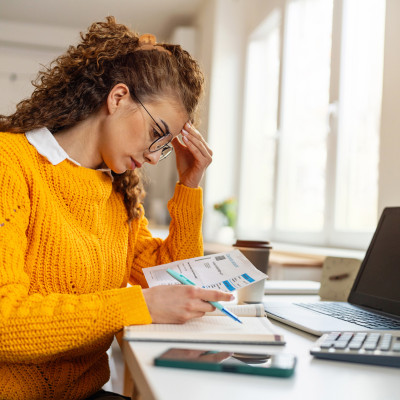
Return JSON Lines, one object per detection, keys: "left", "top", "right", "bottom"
{"left": 132, "top": 92, "right": 173, "bottom": 160}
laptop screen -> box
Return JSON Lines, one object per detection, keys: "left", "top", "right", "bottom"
{"left": 349, "top": 207, "right": 400, "bottom": 316}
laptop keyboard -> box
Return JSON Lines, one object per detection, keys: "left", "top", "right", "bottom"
{"left": 295, "top": 302, "right": 400, "bottom": 329}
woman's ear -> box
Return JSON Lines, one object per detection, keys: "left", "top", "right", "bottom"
{"left": 106, "top": 83, "right": 131, "bottom": 115}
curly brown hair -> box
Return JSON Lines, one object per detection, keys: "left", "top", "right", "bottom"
{"left": 0, "top": 16, "right": 204, "bottom": 222}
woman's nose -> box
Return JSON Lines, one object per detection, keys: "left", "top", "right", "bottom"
{"left": 144, "top": 150, "right": 162, "bottom": 165}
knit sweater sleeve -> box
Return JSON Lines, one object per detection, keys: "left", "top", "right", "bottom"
{"left": 0, "top": 163, "right": 152, "bottom": 364}
{"left": 129, "top": 183, "right": 204, "bottom": 287}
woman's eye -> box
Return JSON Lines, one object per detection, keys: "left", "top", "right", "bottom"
{"left": 153, "top": 128, "right": 162, "bottom": 139}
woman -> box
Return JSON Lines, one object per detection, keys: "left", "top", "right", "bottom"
{"left": 0, "top": 17, "right": 232, "bottom": 400}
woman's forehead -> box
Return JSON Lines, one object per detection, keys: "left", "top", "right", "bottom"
{"left": 146, "top": 100, "right": 188, "bottom": 134}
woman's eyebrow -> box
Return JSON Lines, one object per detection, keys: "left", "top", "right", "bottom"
{"left": 159, "top": 119, "right": 171, "bottom": 135}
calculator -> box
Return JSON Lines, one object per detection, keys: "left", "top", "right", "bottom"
{"left": 310, "top": 331, "right": 400, "bottom": 367}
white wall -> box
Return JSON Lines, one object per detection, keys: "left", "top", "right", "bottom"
{"left": 0, "top": 19, "right": 79, "bottom": 49}
{"left": 194, "top": 0, "right": 217, "bottom": 135}
{"left": 0, "top": 20, "right": 77, "bottom": 116}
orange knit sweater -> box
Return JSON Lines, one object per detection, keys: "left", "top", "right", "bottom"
{"left": 0, "top": 132, "right": 204, "bottom": 400}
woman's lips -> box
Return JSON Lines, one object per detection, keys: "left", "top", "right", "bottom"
{"left": 130, "top": 158, "right": 142, "bottom": 170}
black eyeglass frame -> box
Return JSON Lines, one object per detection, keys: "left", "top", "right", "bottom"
{"left": 132, "top": 92, "right": 173, "bottom": 160}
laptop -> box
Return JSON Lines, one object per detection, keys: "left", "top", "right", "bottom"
{"left": 264, "top": 207, "right": 400, "bottom": 336}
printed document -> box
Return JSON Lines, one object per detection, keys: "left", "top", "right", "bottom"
{"left": 143, "top": 249, "right": 267, "bottom": 292}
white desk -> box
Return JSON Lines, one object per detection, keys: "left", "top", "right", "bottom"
{"left": 121, "top": 295, "right": 399, "bottom": 400}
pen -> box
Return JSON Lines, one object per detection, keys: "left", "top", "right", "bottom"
{"left": 166, "top": 268, "right": 243, "bottom": 324}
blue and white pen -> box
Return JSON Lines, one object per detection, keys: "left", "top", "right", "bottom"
{"left": 166, "top": 268, "right": 243, "bottom": 324}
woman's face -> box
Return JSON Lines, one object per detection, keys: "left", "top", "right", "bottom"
{"left": 99, "top": 85, "right": 188, "bottom": 173}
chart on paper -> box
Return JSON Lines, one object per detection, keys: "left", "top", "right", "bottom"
{"left": 143, "top": 250, "right": 268, "bottom": 292}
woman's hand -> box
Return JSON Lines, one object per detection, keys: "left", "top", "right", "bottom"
{"left": 142, "top": 285, "right": 234, "bottom": 324}
{"left": 172, "top": 122, "right": 213, "bottom": 188}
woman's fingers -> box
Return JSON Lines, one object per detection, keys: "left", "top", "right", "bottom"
{"left": 182, "top": 122, "right": 213, "bottom": 156}
{"left": 182, "top": 132, "right": 212, "bottom": 165}
{"left": 173, "top": 122, "right": 214, "bottom": 188}
{"left": 142, "top": 285, "right": 234, "bottom": 324}
{"left": 195, "top": 287, "right": 234, "bottom": 303}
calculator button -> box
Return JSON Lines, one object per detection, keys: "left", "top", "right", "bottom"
{"left": 392, "top": 342, "right": 400, "bottom": 352}
{"left": 353, "top": 333, "right": 367, "bottom": 341}
{"left": 334, "top": 341, "right": 349, "bottom": 349}
{"left": 339, "top": 332, "right": 353, "bottom": 340}
{"left": 320, "top": 341, "right": 334, "bottom": 349}
{"left": 379, "top": 334, "right": 393, "bottom": 351}
{"left": 363, "top": 334, "right": 380, "bottom": 350}
{"left": 348, "top": 341, "right": 363, "bottom": 350}
{"left": 363, "top": 343, "right": 378, "bottom": 351}
{"left": 367, "top": 333, "right": 380, "bottom": 340}
{"left": 326, "top": 332, "right": 341, "bottom": 341}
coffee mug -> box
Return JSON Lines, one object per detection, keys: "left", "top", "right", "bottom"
{"left": 233, "top": 240, "right": 272, "bottom": 304}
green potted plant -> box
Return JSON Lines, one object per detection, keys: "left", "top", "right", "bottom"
{"left": 213, "top": 198, "right": 237, "bottom": 244}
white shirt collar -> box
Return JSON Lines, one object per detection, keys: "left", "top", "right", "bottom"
{"left": 25, "top": 127, "right": 112, "bottom": 178}
{"left": 26, "top": 127, "right": 81, "bottom": 166}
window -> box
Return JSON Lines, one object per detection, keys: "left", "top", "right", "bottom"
{"left": 276, "top": 0, "right": 333, "bottom": 233}
{"left": 334, "top": 0, "right": 385, "bottom": 232}
{"left": 238, "top": 10, "right": 281, "bottom": 233}
{"left": 237, "top": 0, "right": 386, "bottom": 250}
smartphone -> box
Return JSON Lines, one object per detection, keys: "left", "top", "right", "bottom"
{"left": 154, "top": 348, "right": 296, "bottom": 377}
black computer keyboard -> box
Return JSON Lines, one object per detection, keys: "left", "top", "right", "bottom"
{"left": 295, "top": 302, "right": 400, "bottom": 329}
{"left": 310, "top": 331, "right": 400, "bottom": 367}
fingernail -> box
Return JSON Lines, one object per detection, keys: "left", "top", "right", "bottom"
{"left": 186, "top": 122, "right": 192, "bottom": 129}
{"left": 229, "top": 295, "right": 235, "bottom": 301}
{"left": 182, "top": 129, "right": 189, "bottom": 135}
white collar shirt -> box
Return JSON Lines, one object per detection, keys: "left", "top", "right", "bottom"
{"left": 25, "top": 127, "right": 113, "bottom": 179}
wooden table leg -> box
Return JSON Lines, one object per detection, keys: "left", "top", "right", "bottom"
{"left": 122, "top": 361, "right": 134, "bottom": 398}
